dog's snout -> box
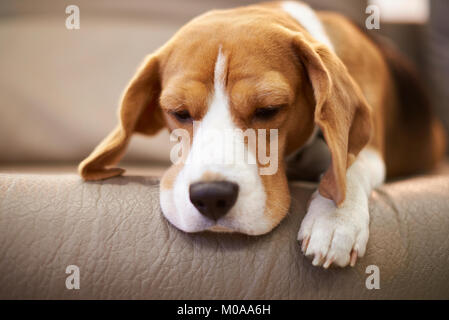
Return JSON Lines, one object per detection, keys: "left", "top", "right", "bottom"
{"left": 189, "top": 181, "right": 239, "bottom": 220}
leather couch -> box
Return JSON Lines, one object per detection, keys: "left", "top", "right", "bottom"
{"left": 1, "top": 0, "right": 449, "bottom": 299}
{"left": 1, "top": 166, "right": 449, "bottom": 299}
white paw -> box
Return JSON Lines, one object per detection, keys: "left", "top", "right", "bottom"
{"left": 298, "top": 191, "right": 369, "bottom": 268}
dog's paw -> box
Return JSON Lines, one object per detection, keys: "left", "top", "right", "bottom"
{"left": 298, "top": 191, "right": 369, "bottom": 268}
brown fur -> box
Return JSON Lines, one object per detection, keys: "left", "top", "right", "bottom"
{"left": 318, "top": 12, "right": 446, "bottom": 178}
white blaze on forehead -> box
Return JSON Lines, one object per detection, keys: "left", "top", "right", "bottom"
{"left": 282, "top": 1, "right": 334, "bottom": 52}
{"left": 188, "top": 46, "right": 237, "bottom": 168}
{"left": 188, "top": 46, "right": 258, "bottom": 180}
{"left": 214, "top": 46, "right": 227, "bottom": 92}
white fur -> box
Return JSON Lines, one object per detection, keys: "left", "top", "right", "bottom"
{"left": 160, "top": 48, "right": 271, "bottom": 235}
{"left": 281, "top": 1, "right": 334, "bottom": 52}
{"left": 298, "top": 148, "right": 385, "bottom": 267}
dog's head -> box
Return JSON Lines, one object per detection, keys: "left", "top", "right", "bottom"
{"left": 79, "top": 5, "right": 371, "bottom": 235}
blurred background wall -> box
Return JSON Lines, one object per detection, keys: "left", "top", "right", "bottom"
{"left": 0, "top": 0, "right": 447, "bottom": 166}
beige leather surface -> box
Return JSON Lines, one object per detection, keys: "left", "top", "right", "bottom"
{"left": 1, "top": 170, "right": 448, "bottom": 299}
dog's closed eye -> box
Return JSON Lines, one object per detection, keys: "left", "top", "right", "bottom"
{"left": 253, "top": 105, "right": 284, "bottom": 121}
{"left": 171, "top": 109, "right": 193, "bottom": 123}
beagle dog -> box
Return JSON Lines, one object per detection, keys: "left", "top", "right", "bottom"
{"left": 79, "top": 1, "right": 446, "bottom": 268}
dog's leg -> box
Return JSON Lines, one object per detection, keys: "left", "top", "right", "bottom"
{"left": 298, "top": 148, "right": 385, "bottom": 268}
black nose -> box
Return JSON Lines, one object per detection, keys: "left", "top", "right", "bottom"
{"left": 189, "top": 181, "right": 239, "bottom": 220}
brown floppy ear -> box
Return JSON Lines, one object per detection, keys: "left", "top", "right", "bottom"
{"left": 78, "top": 54, "right": 165, "bottom": 181}
{"left": 293, "top": 34, "right": 373, "bottom": 206}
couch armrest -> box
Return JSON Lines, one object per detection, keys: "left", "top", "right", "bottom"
{"left": 0, "top": 172, "right": 448, "bottom": 299}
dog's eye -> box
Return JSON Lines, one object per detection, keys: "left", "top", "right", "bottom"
{"left": 171, "top": 110, "right": 192, "bottom": 122}
{"left": 253, "top": 106, "right": 282, "bottom": 121}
